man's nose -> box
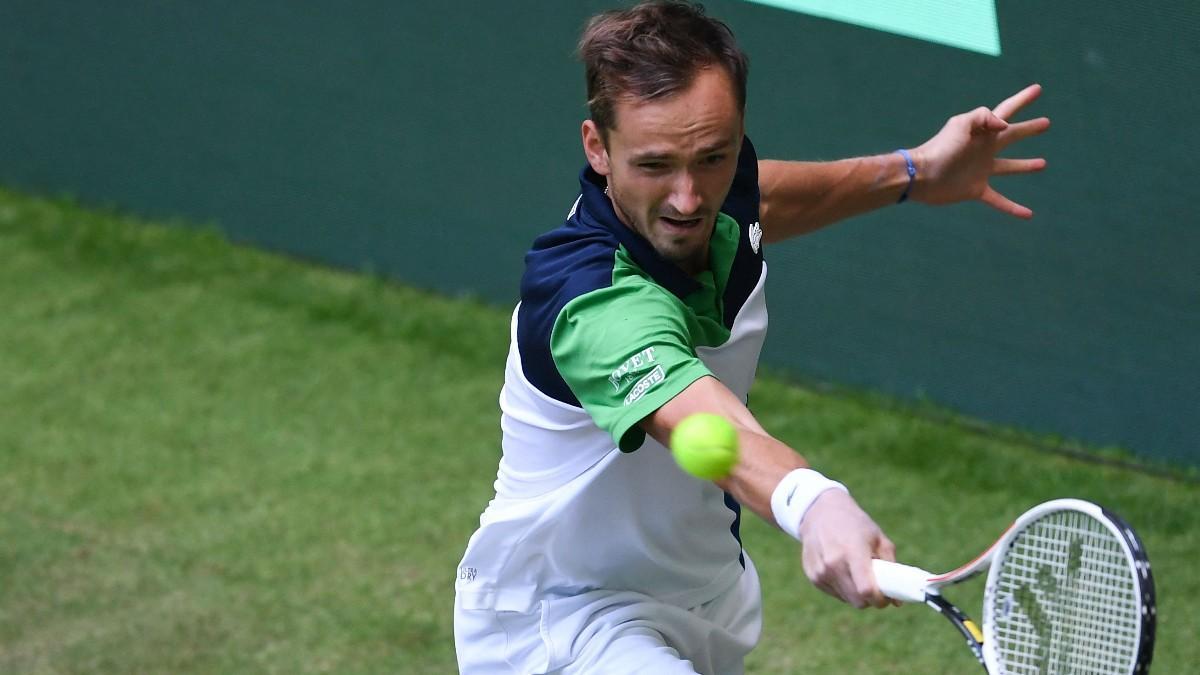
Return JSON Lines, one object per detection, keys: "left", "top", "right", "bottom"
{"left": 667, "top": 172, "right": 702, "bottom": 216}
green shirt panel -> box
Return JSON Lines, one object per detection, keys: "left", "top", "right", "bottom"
{"left": 550, "top": 225, "right": 740, "bottom": 452}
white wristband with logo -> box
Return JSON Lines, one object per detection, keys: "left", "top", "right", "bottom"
{"left": 770, "top": 468, "right": 849, "bottom": 541}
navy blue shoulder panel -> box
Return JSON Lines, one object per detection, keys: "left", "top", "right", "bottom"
{"left": 517, "top": 200, "right": 620, "bottom": 407}
{"left": 517, "top": 136, "right": 763, "bottom": 405}
{"left": 723, "top": 135, "right": 761, "bottom": 228}
{"left": 721, "top": 136, "right": 765, "bottom": 328}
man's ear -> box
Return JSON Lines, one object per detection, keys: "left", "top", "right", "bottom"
{"left": 581, "top": 120, "right": 612, "bottom": 177}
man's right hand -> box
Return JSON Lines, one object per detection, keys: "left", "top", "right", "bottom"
{"left": 796, "top": 489, "right": 898, "bottom": 609}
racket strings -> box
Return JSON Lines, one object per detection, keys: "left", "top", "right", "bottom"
{"left": 988, "top": 510, "right": 1140, "bottom": 674}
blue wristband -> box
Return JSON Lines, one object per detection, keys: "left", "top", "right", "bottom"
{"left": 895, "top": 148, "right": 916, "bottom": 203}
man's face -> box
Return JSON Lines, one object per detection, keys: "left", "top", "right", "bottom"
{"left": 582, "top": 67, "right": 744, "bottom": 275}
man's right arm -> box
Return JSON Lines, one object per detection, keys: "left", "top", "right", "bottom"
{"left": 639, "top": 375, "right": 897, "bottom": 609}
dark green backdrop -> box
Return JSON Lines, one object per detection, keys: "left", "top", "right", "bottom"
{"left": 2, "top": 2, "right": 1196, "bottom": 464}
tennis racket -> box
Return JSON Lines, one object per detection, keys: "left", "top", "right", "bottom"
{"left": 872, "top": 498, "right": 1156, "bottom": 674}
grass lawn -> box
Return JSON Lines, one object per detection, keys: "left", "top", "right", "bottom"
{"left": 1, "top": 188, "right": 1196, "bottom": 673}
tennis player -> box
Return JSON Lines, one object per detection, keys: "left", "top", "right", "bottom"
{"left": 454, "top": 2, "right": 1049, "bottom": 672}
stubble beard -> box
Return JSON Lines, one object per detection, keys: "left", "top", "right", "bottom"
{"left": 609, "top": 187, "right": 710, "bottom": 274}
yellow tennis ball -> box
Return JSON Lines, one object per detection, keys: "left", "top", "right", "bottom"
{"left": 670, "top": 413, "right": 739, "bottom": 479}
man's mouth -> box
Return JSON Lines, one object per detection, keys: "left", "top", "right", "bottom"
{"left": 659, "top": 215, "right": 704, "bottom": 231}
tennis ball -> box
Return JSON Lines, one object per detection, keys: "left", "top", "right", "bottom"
{"left": 670, "top": 413, "right": 739, "bottom": 480}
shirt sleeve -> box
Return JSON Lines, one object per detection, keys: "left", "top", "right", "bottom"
{"left": 550, "top": 282, "right": 711, "bottom": 452}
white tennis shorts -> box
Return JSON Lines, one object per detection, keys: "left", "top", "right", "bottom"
{"left": 454, "top": 555, "right": 762, "bottom": 674}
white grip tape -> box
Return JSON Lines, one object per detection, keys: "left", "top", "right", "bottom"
{"left": 871, "top": 559, "right": 935, "bottom": 604}
{"left": 769, "top": 468, "right": 848, "bottom": 540}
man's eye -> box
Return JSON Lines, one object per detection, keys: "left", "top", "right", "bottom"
{"left": 702, "top": 154, "right": 726, "bottom": 166}
{"left": 639, "top": 162, "right": 667, "bottom": 172}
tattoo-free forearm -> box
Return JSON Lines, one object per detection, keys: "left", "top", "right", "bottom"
{"left": 713, "top": 426, "right": 808, "bottom": 528}
{"left": 757, "top": 154, "right": 912, "bottom": 242}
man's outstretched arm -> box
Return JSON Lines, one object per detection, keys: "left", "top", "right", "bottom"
{"left": 758, "top": 84, "right": 1051, "bottom": 243}
{"left": 640, "top": 375, "right": 897, "bottom": 609}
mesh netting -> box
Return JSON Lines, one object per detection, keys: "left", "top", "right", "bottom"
{"left": 988, "top": 509, "right": 1140, "bottom": 674}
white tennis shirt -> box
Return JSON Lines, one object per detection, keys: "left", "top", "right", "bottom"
{"left": 456, "top": 139, "right": 769, "bottom": 615}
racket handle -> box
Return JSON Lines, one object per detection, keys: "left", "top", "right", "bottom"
{"left": 872, "top": 559, "right": 934, "bottom": 604}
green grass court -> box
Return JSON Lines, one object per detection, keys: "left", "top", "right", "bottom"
{"left": 1, "top": 188, "right": 1196, "bottom": 673}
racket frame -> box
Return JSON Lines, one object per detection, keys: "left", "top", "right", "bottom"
{"left": 873, "top": 498, "right": 1156, "bottom": 674}
{"left": 980, "top": 499, "right": 1156, "bottom": 674}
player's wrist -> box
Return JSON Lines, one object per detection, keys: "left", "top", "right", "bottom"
{"left": 770, "top": 467, "right": 849, "bottom": 540}
{"left": 894, "top": 148, "right": 917, "bottom": 203}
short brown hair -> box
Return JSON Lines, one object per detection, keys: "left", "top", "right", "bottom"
{"left": 578, "top": 1, "right": 749, "bottom": 133}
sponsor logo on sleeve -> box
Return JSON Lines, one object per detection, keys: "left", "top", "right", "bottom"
{"left": 609, "top": 347, "right": 657, "bottom": 390}
{"left": 623, "top": 365, "right": 665, "bottom": 406}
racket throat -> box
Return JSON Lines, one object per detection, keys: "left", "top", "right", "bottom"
{"left": 926, "top": 594, "right": 988, "bottom": 672}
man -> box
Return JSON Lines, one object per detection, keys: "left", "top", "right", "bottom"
{"left": 455, "top": 2, "right": 1048, "bottom": 672}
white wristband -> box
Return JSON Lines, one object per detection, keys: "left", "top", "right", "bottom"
{"left": 770, "top": 468, "right": 848, "bottom": 540}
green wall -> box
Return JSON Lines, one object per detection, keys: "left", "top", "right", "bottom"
{"left": 2, "top": 1, "right": 1197, "bottom": 465}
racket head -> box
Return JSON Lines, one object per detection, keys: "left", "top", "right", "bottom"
{"left": 981, "top": 499, "right": 1156, "bottom": 674}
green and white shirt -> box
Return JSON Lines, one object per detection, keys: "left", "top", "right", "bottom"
{"left": 457, "top": 138, "right": 769, "bottom": 613}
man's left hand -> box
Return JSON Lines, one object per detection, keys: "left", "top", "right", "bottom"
{"left": 910, "top": 84, "right": 1051, "bottom": 219}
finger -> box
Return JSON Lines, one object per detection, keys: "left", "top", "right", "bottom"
{"left": 993, "top": 83, "right": 1043, "bottom": 120}
{"left": 804, "top": 553, "right": 844, "bottom": 603}
{"left": 852, "top": 558, "right": 891, "bottom": 609}
{"left": 872, "top": 539, "right": 903, "bottom": 605}
{"left": 815, "top": 574, "right": 858, "bottom": 607}
{"left": 814, "top": 579, "right": 840, "bottom": 602}
{"left": 875, "top": 536, "right": 897, "bottom": 563}
{"left": 810, "top": 555, "right": 867, "bottom": 608}
{"left": 993, "top": 157, "right": 1047, "bottom": 175}
{"left": 838, "top": 544, "right": 889, "bottom": 609}
{"left": 822, "top": 567, "right": 867, "bottom": 608}
{"left": 967, "top": 106, "right": 1009, "bottom": 135}
{"left": 981, "top": 185, "right": 1033, "bottom": 219}
{"left": 998, "top": 116, "right": 1051, "bottom": 149}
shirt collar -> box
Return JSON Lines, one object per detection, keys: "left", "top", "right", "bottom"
{"left": 575, "top": 165, "right": 702, "bottom": 299}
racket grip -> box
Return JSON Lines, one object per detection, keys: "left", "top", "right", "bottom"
{"left": 872, "top": 559, "right": 934, "bottom": 604}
